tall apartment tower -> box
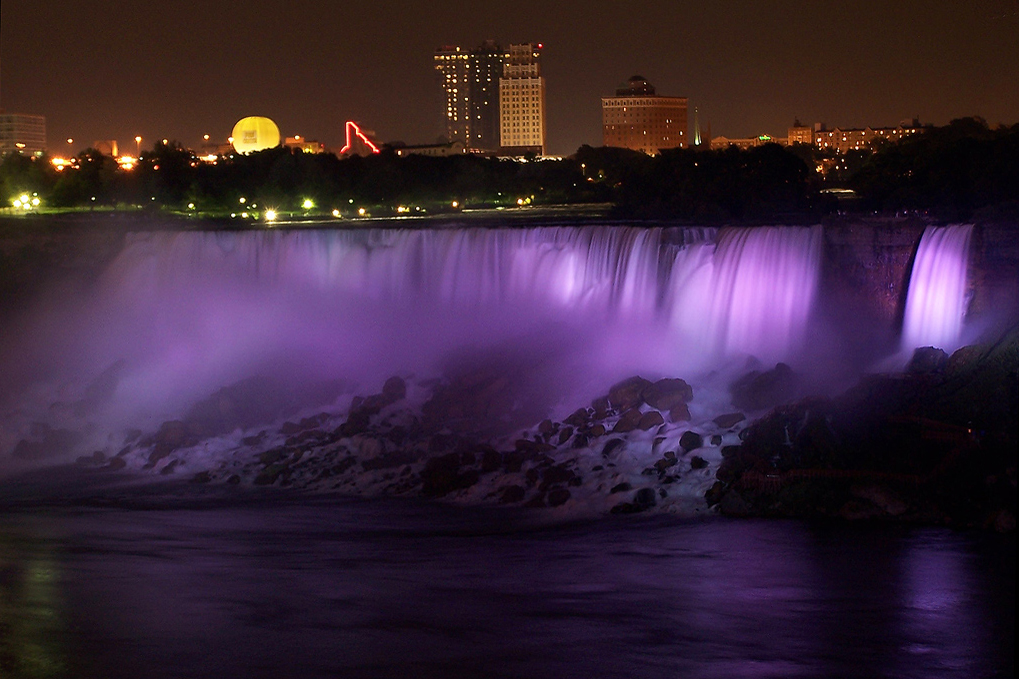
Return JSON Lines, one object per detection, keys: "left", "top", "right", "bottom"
{"left": 468, "top": 40, "right": 506, "bottom": 152}
{"left": 435, "top": 41, "right": 510, "bottom": 153}
{"left": 499, "top": 43, "right": 546, "bottom": 155}
{"left": 434, "top": 46, "right": 471, "bottom": 147}
{"left": 602, "top": 76, "right": 687, "bottom": 155}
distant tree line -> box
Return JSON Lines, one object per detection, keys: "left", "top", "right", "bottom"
{"left": 849, "top": 117, "right": 1019, "bottom": 219}
{"left": 1, "top": 117, "right": 1015, "bottom": 222}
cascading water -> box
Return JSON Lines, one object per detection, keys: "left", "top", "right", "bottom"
{"left": 0, "top": 224, "right": 826, "bottom": 459}
{"left": 901, "top": 224, "right": 973, "bottom": 353}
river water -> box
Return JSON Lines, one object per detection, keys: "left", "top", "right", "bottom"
{"left": 0, "top": 484, "right": 1013, "bottom": 679}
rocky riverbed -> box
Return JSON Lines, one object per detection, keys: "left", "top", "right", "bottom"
{"left": 8, "top": 327, "right": 1015, "bottom": 531}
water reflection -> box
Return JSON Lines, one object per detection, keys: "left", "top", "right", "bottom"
{"left": 0, "top": 500, "right": 1013, "bottom": 679}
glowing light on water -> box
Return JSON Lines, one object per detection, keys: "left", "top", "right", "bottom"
{"left": 902, "top": 225, "right": 973, "bottom": 353}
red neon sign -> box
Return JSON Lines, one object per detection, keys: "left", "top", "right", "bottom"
{"left": 339, "top": 121, "right": 381, "bottom": 154}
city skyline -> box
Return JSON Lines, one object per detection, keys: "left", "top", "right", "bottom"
{"left": 1, "top": 0, "right": 1017, "bottom": 156}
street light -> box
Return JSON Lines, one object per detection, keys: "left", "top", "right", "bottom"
{"left": 135, "top": 136, "right": 142, "bottom": 156}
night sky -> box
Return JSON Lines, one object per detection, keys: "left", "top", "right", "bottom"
{"left": 2, "top": 0, "right": 1017, "bottom": 156}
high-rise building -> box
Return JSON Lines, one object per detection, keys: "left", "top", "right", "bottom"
{"left": 435, "top": 41, "right": 513, "bottom": 153}
{"left": 499, "top": 43, "right": 546, "bottom": 155}
{"left": 601, "top": 76, "right": 687, "bottom": 155}
{"left": 0, "top": 113, "right": 47, "bottom": 155}
{"left": 434, "top": 46, "right": 471, "bottom": 148}
{"left": 467, "top": 40, "right": 506, "bottom": 152}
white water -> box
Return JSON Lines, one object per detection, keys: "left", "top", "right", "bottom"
{"left": 902, "top": 224, "right": 973, "bottom": 353}
{"left": 2, "top": 224, "right": 826, "bottom": 460}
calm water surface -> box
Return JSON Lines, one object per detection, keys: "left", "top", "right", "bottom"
{"left": 0, "top": 490, "right": 1014, "bottom": 679}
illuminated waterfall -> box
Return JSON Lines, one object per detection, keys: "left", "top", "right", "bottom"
{"left": 902, "top": 224, "right": 973, "bottom": 352}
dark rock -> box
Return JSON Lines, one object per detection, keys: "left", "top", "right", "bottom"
{"left": 565, "top": 408, "right": 589, "bottom": 426}
{"left": 75, "top": 451, "right": 106, "bottom": 466}
{"left": 637, "top": 411, "right": 665, "bottom": 431}
{"left": 679, "top": 430, "right": 704, "bottom": 451}
{"left": 591, "top": 397, "right": 610, "bottom": 419}
{"left": 420, "top": 452, "right": 466, "bottom": 497}
{"left": 718, "top": 489, "right": 753, "bottom": 516}
{"left": 690, "top": 456, "right": 708, "bottom": 470}
{"left": 338, "top": 410, "right": 371, "bottom": 437}
{"left": 713, "top": 412, "right": 746, "bottom": 429}
{"left": 541, "top": 465, "right": 576, "bottom": 489}
{"left": 705, "top": 481, "right": 726, "bottom": 506}
{"left": 906, "top": 346, "right": 949, "bottom": 374}
{"left": 557, "top": 426, "right": 575, "bottom": 446}
{"left": 612, "top": 408, "right": 643, "bottom": 433}
{"left": 607, "top": 376, "right": 651, "bottom": 410}
{"left": 480, "top": 449, "right": 503, "bottom": 473}
{"left": 523, "top": 492, "right": 547, "bottom": 508}
{"left": 610, "top": 482, "right": 633, "bottom": 494}
{"left": 710, "top": 434, "right": 723, "bottom": 446}
{"left": 13, "top": 425, "right": 85, "bottom": 461}
{"left": 227, "top": 474, "right": 241, "bottom": 484}
{"left": 159, "top": 459, "right": 180, "bottom": 475}
{"left": 361, "top": 449, "right": 419, "bottom": 471}
{"left": 103, "top": 457, "right": 126, "bottom": 471}
{"left": 242, "top": 431, "right": 267, "bottom": 446}
{"left": 588, "top": 424, "right": 606, "bottom": 437}
{"left": 254, "top": 463, "right": 287, "bottom": 485}
{"left": 659, "top": 488, "right": 668, "bottom": 499}
{"left": 258, "top": 448, "right": 288, "bottom": 466}
{"left": 571, "top": 433, "right": 590, "bottom": 449}
{"left": 499, "top": 485, "right": 527, "bottom": 503}
{"left": 183, "top": 376, "right": 296, "bottom": 438}
{"left": 191, "top": 471, "right": 212, "bottom": 484}
{"left": 729, "top": 363, "right": 797, "bottom": 412}
{"left": 504, "top": 450, "right": 527, "bottom": 472}
{"left": 633, "top": 487, "right": 657, "bottom": 508}
{"left": 653, "top": 457, "right": 677, "bottom": 473}
{"left": 602, "top": 438, "right": 626, "bottom": 458}
{"left": 610, "top": 502, "right": 643, "bottom": 514}
{"left": 547, "top": 487, "right": 571, "bottom": 507}
{"left": 642, "top": 378, "right": 693, "bottom": 410}
{"left": 668, "top": 403, "right": 692, "bottom": 423}
{"left": 945, "top": 345, "right": 984, "bottom": 377}
{"left": 382, "top": 376, "right": 407, "bottom": 402}
{"left": 538, "top": 419, "right": 555, "bottom": 436}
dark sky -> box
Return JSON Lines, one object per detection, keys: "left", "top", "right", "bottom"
{"left": 2, "top": 0, "right": 1017, "bottom": 156}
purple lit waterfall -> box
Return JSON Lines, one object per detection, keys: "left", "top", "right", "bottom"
{"left": 1, "top": 224, "right": 826, "bottom": 449}
{"left": 902, "top": 224, "right": 973, "bottom": 352}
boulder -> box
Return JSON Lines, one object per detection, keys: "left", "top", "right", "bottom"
{"left": 499, "top": 485, "right": 527, "bottom": 503}
{"left": 547, "top": 487, "right": 571, "bottom": 507}
{"left": 637, "top": 411, "right": 665, "bottom": 431}
{"left": 668, "top": 403, "right": 692, "bottom": 423}
{"left": 382, "top": 376, "right": 407, "bottom": 403}
{"left": 906, "top": 346, "right": 949, "bottom": 374}
{"left": 729, "top": 363, "right": 797, "bottom": 412}
{"left": 679, "top": 430, "right": 703, "bottom": 452}
{"left": 612, "top": 408, "right": 643, "bottom": 433}
{"left": 642, "top": 378, "right": 693, "bottom": 410}
{"left": 713, "top": 412, "right": 746, "bottom": 429}
{"left": 607, "top": 376, "right": 651, "bottom": 410}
